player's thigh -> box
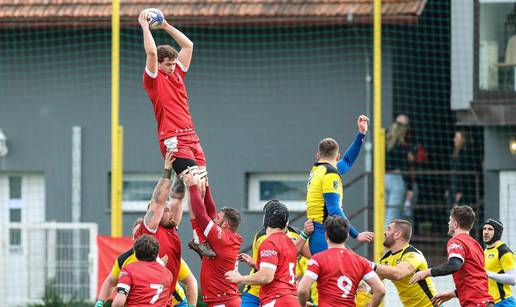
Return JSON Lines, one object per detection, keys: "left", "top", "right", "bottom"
{"left": 192, "top": 141, "right": 207, "bottom": 167}
{"left": 241, "top": 292, "right": 260, "bottom": 307}
{"left": 309, "top": 223, "right": 328, "bottom": 255}
{"left": 178, "top": 134, "right": 206, "bottom": 167}
{"left": 162, "top": 136, "right": 197, "bottom": 162}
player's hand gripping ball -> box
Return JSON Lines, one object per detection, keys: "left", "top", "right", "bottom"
{"left": 143, "top": 8, "right": 165, "bottom": 29}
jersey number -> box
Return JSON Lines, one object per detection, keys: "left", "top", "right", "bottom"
{"left": 149, "top": 283, "right": 164, "bottom": 304}
{"left": 289, "top": 262, "right": 296, "bottom": 284}
{"left": 337, "top": 275, "right": 353, "bottom": 298}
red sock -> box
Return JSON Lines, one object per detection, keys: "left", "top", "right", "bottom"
{"left": 190, "top": 219, "right": 208, "bottom": 243}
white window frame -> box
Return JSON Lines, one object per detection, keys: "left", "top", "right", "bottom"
{"left": 122, "top": 173, "right": 189, "bottom": 212}
{"left": 248, "top": 173, "right": 307, "bottom": 212}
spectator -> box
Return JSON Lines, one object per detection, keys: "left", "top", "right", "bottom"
{"left": 446, "top": 130, "right": 479, "bottom": 206}
{"left": 395, "top": 114, "right": 428, "bottom": 204}
{"left": 385, "top": 122, "right": 413, "bottom": 226}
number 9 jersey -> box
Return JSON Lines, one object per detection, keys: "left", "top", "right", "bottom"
{"left": 305, "top": 247, "right": 377, "bottom": 307}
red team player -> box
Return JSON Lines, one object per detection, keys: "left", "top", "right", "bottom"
{"left": 113, "top": 235, "right": 174, "bottom": 307}
{"left": 298, "top": 216, "right": 385, "bottom": 307}
{"left": 226, "top": 201, "right": 299, "bottom": 307}
{"left": 138, "top": 9, "right": 216, "bottom": 258}
{"left": 133, "top": 152, "right": 182, "bottom": 292}
{"left": 138, "top": 10, "right": 207, "bottom": 175}
{"left": 411, "top": 205, "right": 494, "bottom": 307}
{"left": 183, "top": 171, "right": 243, "bottom": 307}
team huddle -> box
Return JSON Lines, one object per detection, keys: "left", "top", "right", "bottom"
{"left": 94, "top": 10, "right": 516, "bottom": 307}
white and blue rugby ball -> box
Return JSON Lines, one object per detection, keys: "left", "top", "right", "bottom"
{"left": 144, "top": 8, "right": 164, "bottom": 29}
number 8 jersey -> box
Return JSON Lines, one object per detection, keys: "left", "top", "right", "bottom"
{"left": 256, "top": 231, "right": 299, "bottom": 306}
{"left": 305, "top": 247, "right": 376, "bottom": 307}
{"left": 117, "top": 260, "right": 173, "bottom": 307}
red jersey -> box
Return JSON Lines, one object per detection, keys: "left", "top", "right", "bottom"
{"left": 117, "top": 261, "right": 173, "bottom": 307}
{"left": 142, "top": 63, "right": 195, "bottom": 141}
{"left": 256, "top": 231, "right": 298, "bottom": 305}
{"left": 135, "top": 221, "right": 181, "bottom": 289}
{"left": 200, "top": 220, "right": 243, "bottom": 303}
{"left": 446, "top": 233, "right": 494, "bottom": 306}
{"left": 306, "top": 247, "right": 376, "bottom": 307}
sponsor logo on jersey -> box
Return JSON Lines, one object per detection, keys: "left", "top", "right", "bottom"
{"left": 447, "top": 242, "right": 463, "bottom": 253}
{"left": 333, "top": 180, "right": 339, "bottom": 190}
{"left": 307, "top": 259, "right": 319, "bottom": 266}
{"left": 260, "top": 250, "right": 278, "bottom": 258}
{"left": 488, "top": 253, "right": 495, "bottom": 259}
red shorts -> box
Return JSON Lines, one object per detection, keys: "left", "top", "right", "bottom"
{"left": 261, "top": 295, "right": 300, "bottom": 307}
{"left": 207, "top": 296, "right": 241, "bottom": 307}
{"left": 159, "top": 133, "right": 206, "bottom": 167}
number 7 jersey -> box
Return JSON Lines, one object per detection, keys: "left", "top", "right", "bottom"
{"left": 117, "top": 260, "right": 174, "bottom": 307}
{"left": 306, "top": 247, "right": 376, "bottom": 307}
{"left": 256, "top": 231, "right": 298, "bottom": 305}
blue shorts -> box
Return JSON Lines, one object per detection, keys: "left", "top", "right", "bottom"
{"left": 241, "top": 292, "right": 260, "bottom": 307}
{"left": 174, "top": 299, "right": 188, "bottom": 307}
{"left": 309, "top": 222, "right": 328, "bottom": 255}
{"left": 496, "top": 297, "right": 516, "bottom": 307}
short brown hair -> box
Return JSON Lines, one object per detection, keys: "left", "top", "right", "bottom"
{"left": 325, "top": 216, "right": 349, "bottom": 243}
{"left": 318, "top": 138, "right": 339, "bottom": 159}
{"left": 157, "top": 45, "right": 178, "bottom": 63}
{"left": 221, "top": 207, "right": 241, "bottom": 231}
{"left": 134, "top": 235, "right": 159, "bottom": 262}
{"left": 451, "top": 205, "right": 476, "bottom": 230}
{"left": 390, "top": 219, "right": 412, "bottom": 241}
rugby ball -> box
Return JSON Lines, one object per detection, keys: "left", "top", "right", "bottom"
{"left": 144, "top": 8, "right": 164, "bottom": 29}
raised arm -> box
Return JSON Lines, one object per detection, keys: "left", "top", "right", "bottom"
{"left": 167, "top": 175, "right": 186, "bottom": 226}
{"left": 204, "top": 183, "right": 218, "bottom": 220}
{"left": 160, "top": 21, "right": 194, "bottom": 69}
{"left": 138, "top": 11, "right": 158, "bottom": 75}
{"left": 143, "top": 152, "right": 174, "bottom": 231}
{"left": 183, "top": 172, "right": 211, "bottom": 231}
{"left": 337, "top": 115, "right": 368, "bottom": 174}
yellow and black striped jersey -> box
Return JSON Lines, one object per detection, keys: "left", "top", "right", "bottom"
{"left": 306, "top": 162, "right": 342, "bottom": 223}
{"left": 485, "top": 241, "right": 515, "bottom": 303}
{"left": 110, "top": 248, "right": 191, "bottom": 305}
{"left": 380, "top": 244, "right": 436, "bottom": 307}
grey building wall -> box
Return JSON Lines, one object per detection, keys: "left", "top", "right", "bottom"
{"left": 483, "top": 126, "right": 516, "bottom": 219}
{"left": 451, "top": 0, "right": 474, "bottom": 110}
{"left": 0, "top": 26, "right": 392, "bottom": 276}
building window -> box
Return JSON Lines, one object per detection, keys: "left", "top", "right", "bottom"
{"left": 8, "top": 176, "right": 22, "bottom": 253}
{"left": 9, "top": 176, "right": 21, "bottom": 199}
{"left": 121, "top": 173, "right": 189, "bottom": 212}
{"left": 248, "top": 173, "right": 307, "bottom": 212}
{"left": 479, "top": 1, "right": 516, "bottom": 91}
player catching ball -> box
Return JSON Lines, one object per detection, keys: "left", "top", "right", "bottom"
{"left": 139, "top": 9, "right": 215, "bottom": 256}
{"left": 138, "top": 9, "right": 207, "bottom": 179}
